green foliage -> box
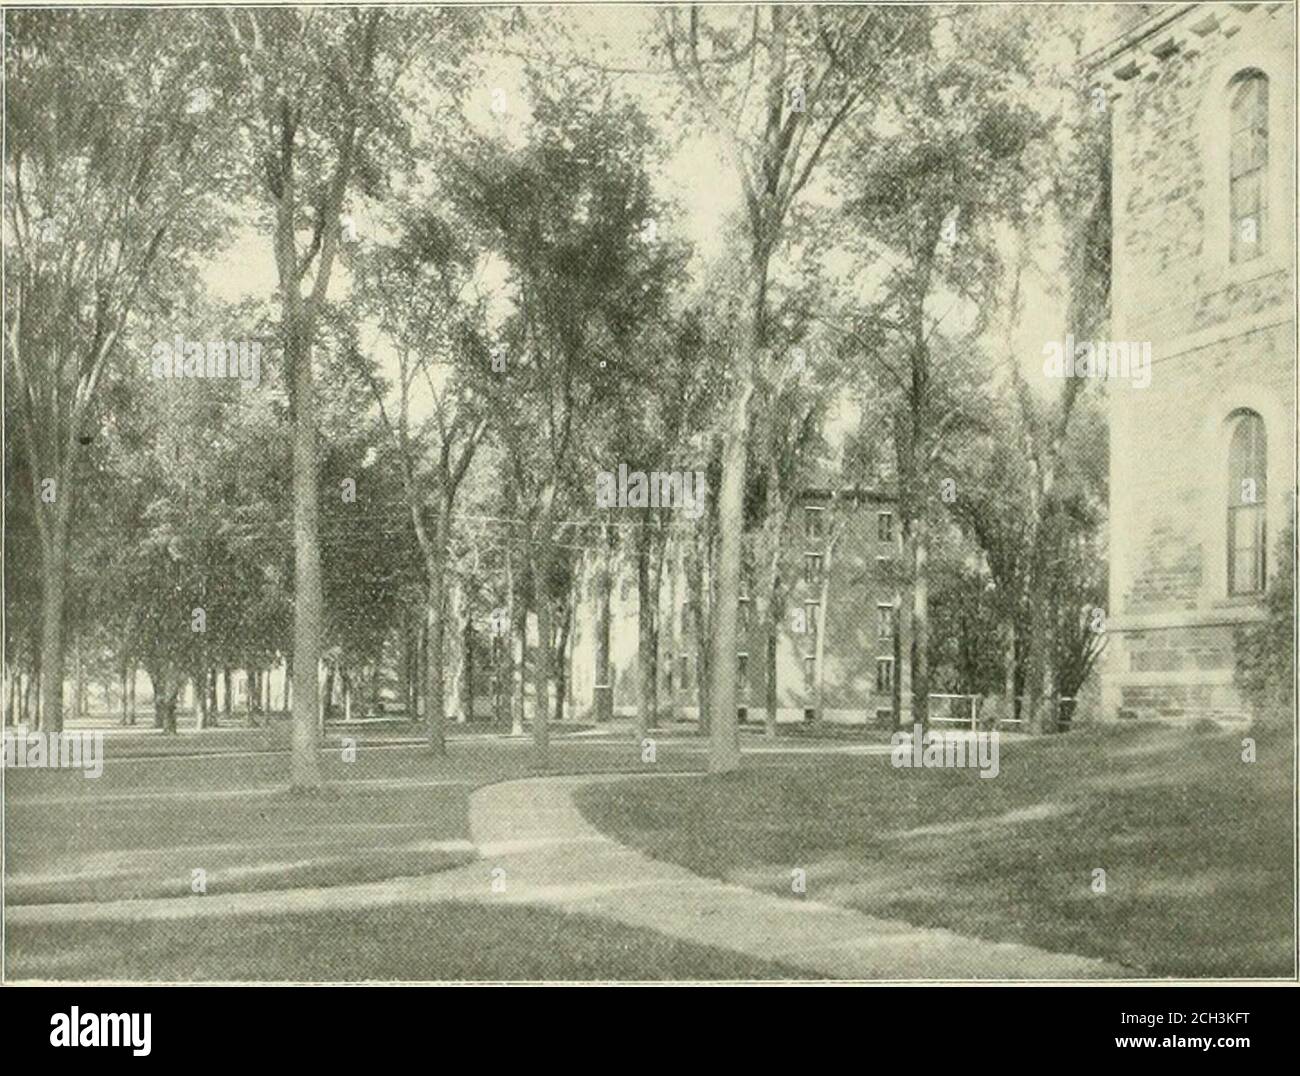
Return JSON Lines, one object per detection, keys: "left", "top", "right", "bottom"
{"left": 1235, "top": 521, "right": 1296, "bottom": 726}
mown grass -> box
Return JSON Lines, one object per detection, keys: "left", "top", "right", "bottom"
{"left": 5, "top": 737, "right": 702, "bottom": 903}
{"left": 8, "top": 902, "right": 807, "bottom": 982}
{"left": 576, "top": 724, "right": 1295, "bottom": 978}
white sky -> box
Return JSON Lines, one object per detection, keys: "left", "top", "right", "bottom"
{"left": 203, "top": 4, "right": 1077, "bottom": 432}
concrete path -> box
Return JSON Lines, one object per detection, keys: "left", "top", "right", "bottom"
{"left": 9, "top": 774, "right": 1131, "bottom": 980}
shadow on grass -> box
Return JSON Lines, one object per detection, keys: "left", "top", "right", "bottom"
{"left": 8, "top": 901, "right": 811, "bottom": 982}
{"left": 576, "top": 724, "right": 1295, "bottom": 978}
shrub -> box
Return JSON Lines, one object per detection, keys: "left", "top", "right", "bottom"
{"left": 1235, "top": 521, "right": 1295, "bottom": 728}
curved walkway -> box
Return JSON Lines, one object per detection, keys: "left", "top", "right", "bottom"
{"left": 9, "top": 774, "right": 1132, "bottom": 980}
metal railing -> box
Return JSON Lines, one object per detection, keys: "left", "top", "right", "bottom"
{"left": 926, "top": 694, "right": 1080, "bottom": 731}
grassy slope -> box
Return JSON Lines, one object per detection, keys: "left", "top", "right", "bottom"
{"left": 5, "top": 739, "right": 702, "bottom": 903}
{"left": 8, "top": 902, "right": 807, "bottom": 982}
{"left": 576, "top": 725, "right": 1295, "bottom": 977}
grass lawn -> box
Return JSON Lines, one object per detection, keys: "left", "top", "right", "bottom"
{"left": 7, "top": 902, "right": 805, "bottom": 982}
{"left": 576, "top": 724, "right": 1295, "bottom": 978}
{"left": 5, "top": 737, "right": 703, "bottom": 904}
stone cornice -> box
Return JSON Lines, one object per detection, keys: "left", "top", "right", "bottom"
{"left": 1087, "top": 3, "right": 1289, "bottom": 103}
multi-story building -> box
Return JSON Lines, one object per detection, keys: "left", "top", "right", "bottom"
{"left": 631, "top": 486, "right": 912, "bottom": 729}
{"left": 1090, "top": 3, "right": 1295, "bottom": 721}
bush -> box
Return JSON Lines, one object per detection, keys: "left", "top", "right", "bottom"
{"left": 1235, "top": 521, "right": 1295, "bottom": 728}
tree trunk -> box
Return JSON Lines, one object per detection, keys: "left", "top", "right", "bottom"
{"left": 1004, "top": 622, "right": 1017, "bottom": 724}
{"left": 462, "top": 614, "right": 475, "bottom": 724}
{"left": 687, "top": 532, "right": 712, "bottom": 735}
{"left": 709, "top": 385, "right": 750, "bottom": 772}
{"left": 194, "top": 670, "right": 209, "bottom": 730}
{"left": 532, "top": 579, "right": 552, "bottom": 766}
{"left": 73, "top": 641, "right": 86, "bottom": 720}
{"left": 246, "top": 667, "right": 258, "bottom": 726}
{"left": 765, "top": 625, "right": 778, "bottom": 732}
{"left": 554, "top": 597, "right": 572, "bottom": 724}
{"left": 909, "top": 512, "right": 931, "bottom": 729}
{"left": 38, "top": 530, "right": 66, "bottom": 733}
{"left": 594, "top": 538, "right": 613, "bottom": 724}
{"left": 322, "top": 663, "right": 336, "bottom": 725}
{"left": 813, "top": 522, "right": 841, "bottom": 725}
{"left": 760, "top": 476, "right": 785, "bottom": 738}
{"left": 513, "top": 592, "right": 528, "bottom": 738}
{"left": 223, "top": 667, "right": 233, "bottom": 718}
{"left": 531, "top": 488, "right": 556, "bottom": 766}
{"left": 281, "top": 658, "right": 292, "bottom": 715}
{"left": 288, "top": 313, "right": 325, "bottom": 790}
{"left": 892, "top": 593, "right": 904, "bottom": 730}
{"left": 426, "top": 555, "right": 448, "bottom": 755}
{"left": 148, "top": 668, "right": 179, "bottom": 734}
{"left": 636, "top": 536, "right": 656, "bottom": 741}
{"left": 402, "top": 607, "right": 416, "bottom": 720}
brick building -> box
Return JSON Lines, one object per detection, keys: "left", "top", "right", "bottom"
{"left": 558, "top": 486, "right": 912, "bottom": 729}
{"left": 701, "top": 488, "right": 913, "bottom": 729}
{"left": 1090, "top": 3, "right": 1295, "bottom": 721}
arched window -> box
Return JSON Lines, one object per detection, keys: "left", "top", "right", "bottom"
{"left": 1227, "top": 410, "right": 1267, "bottom": 595}
{"left": 1229, "top": 72, "right": 1268, "bottom": 263}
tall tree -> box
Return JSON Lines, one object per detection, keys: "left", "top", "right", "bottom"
{"left": 660, "top": 5, "right": 928, "bottom": 770}
{"left": 348, "top": 212, "right": 489, "bottom": 755}
{"left": 214, "top": 7, "right": 475, "bottom": 787}
{"left": 452, "top": 70, "right": 679, "bottom": 765}
{"left": 4, "top": 9, "right": 231, "bottom": 731}
{"left": 840, "top": 10, "right": 1040, "bottom": 726}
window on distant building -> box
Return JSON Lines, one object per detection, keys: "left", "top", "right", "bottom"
{"left": 876, "top": 657, "right": 894, "bottom": 693}
{"left": 738, "top": 595, "right": 752, "bottom": 629}
{"left": 877, "top": 603, "right": 895, "bottom": 641}
{"left": 1229, "top": 71, "right": 1268, "bottom": 263}
{"left": 804, "top": 552, "right": 823, "bottom": 586}
{"left": 803, "top": 655, "right": 815, "bottom": 682}
{"left": 804, "top": 505, "right": 825, "bottom": 541}
{"left": 877, "top": 510, "right": 894, "bottom": 542}
{"left": 1227, "top": 409, "right": 1267, "bottom": 595}
{"left": 679, "top": 655, "right": 690, "bottom": 689}
{"left": 737, "top": 652, "right": 749, "bottom": 682}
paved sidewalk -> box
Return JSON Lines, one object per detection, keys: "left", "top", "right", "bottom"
{"left": 465, "top": 775, "right": 1131, "bottom": 980}
{"left": 10, "top": 773, "right": 1132, "bottom": 980}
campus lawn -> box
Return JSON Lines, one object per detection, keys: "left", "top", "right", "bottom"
{"left": 4, "top": 736, "right": 702, "bottom": 904}
{"left": 576, "top": 724, "right": 1296, "bottom": 978}
{"left": 7, "top": 902, "right": 806, "bottom": 982}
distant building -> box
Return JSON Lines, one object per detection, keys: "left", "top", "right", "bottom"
{"left": 609, "top": 486, "right": 913, "bottom": 729}
{"left": 1090, "top": 3, "right": 1296, "bottom": 721}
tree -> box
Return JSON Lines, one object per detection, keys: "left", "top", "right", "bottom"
{"left": 348, "top": 212, "right": 489, "bottom": 755}
{"left": 4, "top": 9, "right": 232, "bottom": 731}
{"left": 213, "top": 6, "right": 476, "bottom": 788}
{"left": 660, "top": 5, "right": 929, "bottom": 769}
{"left": 840, "top": 9, "right": 1042, "bottom": 727}
{"left": 451, "top": 70, "right": 679, "bottom": 765}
